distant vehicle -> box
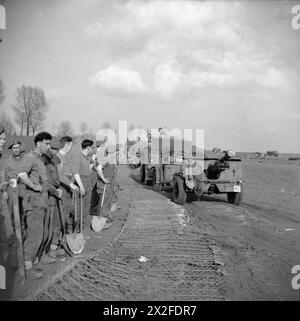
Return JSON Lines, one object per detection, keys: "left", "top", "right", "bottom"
{"left": 255, "top": 152, "right": 265, "bottom": 159}
{"left": 135, "top": 134, "right": 243, "bottom": 205}
{"left": 266, "top": 150, "right": 279, "bottom": 157}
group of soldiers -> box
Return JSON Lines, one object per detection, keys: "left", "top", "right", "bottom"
{"left": 0, "top": 125, "right": 118, "bottom": 280}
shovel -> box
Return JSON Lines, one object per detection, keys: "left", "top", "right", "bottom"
{"left": 11, "top": 183, "right": 26, "bottom": 283}
{"left": 57, "top": 199, "right": 73, "bottom": 257}
{"left": 91, "top": 184, "right": 107, "bottom": 232}
{"left": 65, "top": 190, "right": 85, "bottom": 254}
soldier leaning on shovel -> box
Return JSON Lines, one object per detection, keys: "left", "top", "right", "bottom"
{"left": 90, "top": 140, "right": 118, "bottom": 231}
{"left": 56, "top": 136, "right": 79, "bottom": 233}
{"left": 18, "top": 132, "right": 63, "bottom": 279}
{"left": 72, "top": 139, "right": 94, "bottom": 230}
{"left": 40, "top": 139, "right": 66, "bottom": 260}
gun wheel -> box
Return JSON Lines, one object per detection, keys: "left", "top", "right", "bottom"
{"left": 227, "top": 184, "right": 243, "bottom": 205}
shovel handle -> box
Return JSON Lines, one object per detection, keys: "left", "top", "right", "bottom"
{"left": 100, "top": 184, "right": 107, "bottom": 209}
{"left": 80, "top": 193, "right": 83, "bottom": 233}
{"left": 57, "top": 199, "right": 74, "bottom": 257}
{"left": 73, "top": 190, "right": 78, "bottom": 222}
{"left": 11, "top": 185, "right": 26, "bottom": 282}
{"left": 58, "top": 199, "right": 67, "bottom": 234}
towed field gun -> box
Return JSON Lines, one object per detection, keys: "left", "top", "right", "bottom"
{"left": 205, "top": 150, "right": 235, "bottom": 180}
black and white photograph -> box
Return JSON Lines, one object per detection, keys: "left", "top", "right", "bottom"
{"left": 0, "top": 0, "right": 300, "bottom": 305}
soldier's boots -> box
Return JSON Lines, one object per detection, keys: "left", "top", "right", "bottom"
{"left": 39, "top": 254, "right": 57, "bottom": 264}
{"left": 47, "top": 247, "right": 66, "bottom": 258}
{"left": 26, "top": 269, "right": 44, "bottom": 280}
{"left": 25, "top": 260, "right": 44, "bottom": 280}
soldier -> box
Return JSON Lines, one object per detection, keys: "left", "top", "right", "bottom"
{"left": 56, "top": 136, "right": 78, "bottom": 233}
{"left": 0, "top": 139, "right": 27, "bottom": 270}
{"left": 72, "top": 139, "right": 94, "bottom": 230}
{"left": 18, "top": 132, "right": 62, "bottom": 278}
{"left": 41, "top": 140, "right": 64, "bottom": 258}
{"left": 90, "top": 141, "right": 118, "bottom": 231}
{"left": 182, "top": 151, "right": 204, "bottom": 196}
{"left": 3, "top": 140, "right": 26, "bottom": 236}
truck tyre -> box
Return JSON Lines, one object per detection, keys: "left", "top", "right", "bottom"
{"left": 227, "top": 185, "right": 243, "bottom": 205}
{"left": 152, "top": 170, "right": 161, "bottom": 192}
{"left": 173, "top": 176, "right": 187, "bottom": 205}
{"left": 140, "top": 165, "right": 145, "bottom": 184}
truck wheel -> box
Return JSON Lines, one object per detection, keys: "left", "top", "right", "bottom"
{"left": 173, "top": 176, "right": 187, "bottom": 205}
{"left": 152, "top": 170, "right": 161, "bottom": 191}
{"left": 140, "top": 165, "right": 145, "bottom": 184}
{"left": 227, "top": 185, "right": 243, "bottom": 205}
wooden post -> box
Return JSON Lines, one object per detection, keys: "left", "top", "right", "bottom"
{"left": 11, "top": 183, "right": 26, "bottom": 283}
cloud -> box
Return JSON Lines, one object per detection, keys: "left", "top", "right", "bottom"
{"left": 289, "top": 112, "right": 300, "bottom": 121}
{"left": 90, "top": 65, "right": 147, "bottom": 95}
{"left": 88, "top": 0, "right": 293, "bottom": 99}
{"left": 152, "top": 61, "right": 182, "bottom": 99}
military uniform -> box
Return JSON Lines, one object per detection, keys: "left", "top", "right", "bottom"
{"left": 182, "top": 158, "right": 204, "bottom": 192}
{"left": 72, "top": 151, "right": 92, "bottom": 229}
{"left": 19, "top": 150, "right": 56, "bottom": 264}
{"left": 3, "top": 152, "right": 26, "bottom": 237}
{"left": 57, "top": 150, "right": 75, "bottom": 232}
{"left": 42, "top": 151, "right": 62, "bottom": 253}
{"left": 90, "top": 150, "right": 117, "bottom": 220}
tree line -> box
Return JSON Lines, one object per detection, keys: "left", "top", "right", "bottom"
{"left": 0, "top": 79, "right": 116, "bottom": 138}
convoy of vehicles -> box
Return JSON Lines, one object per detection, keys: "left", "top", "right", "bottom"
{"left": 133, "top": 133, "right": 243, "bottom": 205}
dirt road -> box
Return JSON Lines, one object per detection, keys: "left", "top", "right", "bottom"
{"left": 6, "top": 158, "right": 300, "bottom": 300}
{"left": 180, "top": 158, "right": 300, "bottom": 300}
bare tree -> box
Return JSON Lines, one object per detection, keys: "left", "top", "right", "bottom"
{"left": 12, "top": 85, "right": 48, "bottom": 136}
{"left": 30, "top": 109, "right": 46, "bottom": 135}
{"left": 56, "top": 121, "right": 74, "bottom": 137}
{"left": 79, "top": 122, "right": 88, "bottom": 135}
{"left": 13, "top": 107, "right": 26, "bottom": 136}
{"left": 0, "top": 79, "right": 5, "bottom": 105}
{"left": 0, "top": 112, "right": 16, "bottom": 136}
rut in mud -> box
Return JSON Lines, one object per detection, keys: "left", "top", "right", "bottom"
{"left": 32, "top": 199, "right": 224, "bottom": 301}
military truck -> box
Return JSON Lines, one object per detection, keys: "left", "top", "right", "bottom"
{"left": 136, "top": 134, "right": 243, "bottom": 205}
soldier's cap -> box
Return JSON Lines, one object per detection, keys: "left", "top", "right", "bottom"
{"left": 51, "top": 139, "right": 62, "bottom": 150}
{"left": 8, "top": 139, "right": 22, "bottom": 149}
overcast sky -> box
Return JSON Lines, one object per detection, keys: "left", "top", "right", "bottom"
{"left": 0, "top": 0, "right": 299, "bottom": 152}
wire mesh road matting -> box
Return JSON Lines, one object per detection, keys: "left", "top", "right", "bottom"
{"left": 34, "top": 199, "right": 224, "bottom": 301}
